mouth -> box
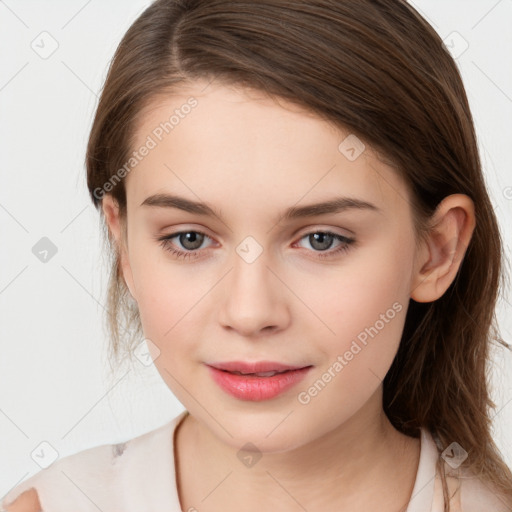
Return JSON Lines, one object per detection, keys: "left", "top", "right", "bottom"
{"left": 205, "top": 361, "right": 313, "bottom": 401}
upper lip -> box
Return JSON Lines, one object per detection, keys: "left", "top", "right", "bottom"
{"left": 207, "top": 361, "right": 310, "bottom": 373}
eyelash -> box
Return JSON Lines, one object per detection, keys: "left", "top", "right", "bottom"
{"left": 156, "top": 229, "right": 355, "bottom": 261}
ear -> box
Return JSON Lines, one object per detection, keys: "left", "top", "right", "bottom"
{"left": 411, "top": 194, "right": 476, "bottom": 303}
{"left": 101, "top": 194, "right": 138, "bottom": 301}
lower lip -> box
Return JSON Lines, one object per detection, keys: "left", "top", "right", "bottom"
{"left": 207, "top": 365, "right": 312, "bottom": 401}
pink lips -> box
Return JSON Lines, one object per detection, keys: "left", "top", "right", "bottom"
{"left": 206, "top": 361, "right": 312, "bottom": 401}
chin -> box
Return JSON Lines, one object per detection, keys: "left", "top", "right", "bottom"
{"left": 200, "top": 407, "right": 317, "bottom": 453}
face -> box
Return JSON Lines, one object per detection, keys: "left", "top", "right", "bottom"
{"left": 107, "top": 80, "right": 422, "bottom": 452}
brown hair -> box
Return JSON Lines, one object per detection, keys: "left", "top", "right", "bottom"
{"left": 86, "top": 0, "right": 512, "bottom": 507}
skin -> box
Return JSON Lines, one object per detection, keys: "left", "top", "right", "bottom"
{"left": 90, "top": 80, "right": 474, "bottom": 511}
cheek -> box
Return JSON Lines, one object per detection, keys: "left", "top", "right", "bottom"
{"left": 128, "top": 245, "right": 204, "bottom": 344}
{"left": 132, "top": 265, "right": 207, "bottom": 398}
{"left": 294, "top": 237, "right": 415, "bottom": 403}
{"left": 299, "top": 235, "right": 413, "bottom": 342}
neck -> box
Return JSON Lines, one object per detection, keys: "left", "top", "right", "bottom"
{"left": 175, "top": 388, "right": 420, "bottom": 511}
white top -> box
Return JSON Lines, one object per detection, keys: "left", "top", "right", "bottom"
{"left": 2, "top": 410, "right": 509, "bottom": 511}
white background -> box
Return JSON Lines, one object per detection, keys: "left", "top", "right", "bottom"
{"left": 1, "top": 0, "right": 511, "bottom": 496}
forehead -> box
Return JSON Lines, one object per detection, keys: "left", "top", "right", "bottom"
{"left": 125, "top": 81, "right": 410, "bottom": 219}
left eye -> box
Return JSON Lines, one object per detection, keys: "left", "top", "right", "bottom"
{"left": 295, "top": 231, "right": 353, "bottom": 253}
{"left": 156, "top": 230, "right": 355, "bottom": 260}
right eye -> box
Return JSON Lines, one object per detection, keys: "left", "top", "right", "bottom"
{"left": 156, "top": 230, "right": 215, "bottom": 260}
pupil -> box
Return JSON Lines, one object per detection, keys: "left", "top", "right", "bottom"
{"left": 311, "top": 232, "right": 333, "bottom": 251}
{"left": 181, "top": 232, "right": 203, "bottom": 250}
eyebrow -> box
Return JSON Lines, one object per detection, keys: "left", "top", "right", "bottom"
{"left": 140, "top": 193, "right": 380, "bottom": 221}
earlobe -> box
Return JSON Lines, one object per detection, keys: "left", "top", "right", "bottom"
{"left": 411, "top": 194, "right": 475, "bottom": 303}
{"left": 101, "top": 195, "right": 138, "bottom": 301}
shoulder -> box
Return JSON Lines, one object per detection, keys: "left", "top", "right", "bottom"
{"left": 1, "top": 446, "right": 113, "bottom": 512}
{"left": 1, "top": 412, "right": 186, "bottom": 512}
{"left": 1, "top": 488, "right": 40, "bottom": 512}
{"left": 1, "top": 439, "right": 116, "bottom": 512}
{"left": 424, "top": 431, "right": 512, "bottom": 512}
{"left": 450, "top": 471, "right": 512, "bottom": 512}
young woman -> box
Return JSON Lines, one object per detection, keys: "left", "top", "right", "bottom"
{"left": 3, "top": 1, "right": 512, "bottom": 511}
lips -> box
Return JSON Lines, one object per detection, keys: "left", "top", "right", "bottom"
{"left": 206, "top": 361, "right": 312, "bottom": 401}
{"left": 228, "top": 369, "right": 286, "bottom": 377}
{"left": 209, "top": 360, "right": 305, "bottom": 373}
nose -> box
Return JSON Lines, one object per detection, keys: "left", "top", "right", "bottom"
{"left": 218, "top": 248, "right": 291, "bottom": 338}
